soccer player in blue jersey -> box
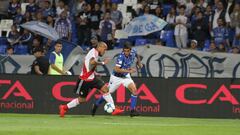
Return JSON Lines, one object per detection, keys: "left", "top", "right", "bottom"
{"left": 92, "top": 42, "right": 143, "bottom": 117}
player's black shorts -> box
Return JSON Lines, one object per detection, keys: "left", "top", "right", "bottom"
{"left": 73, "top": 77, "right": 105, "bottom": 98}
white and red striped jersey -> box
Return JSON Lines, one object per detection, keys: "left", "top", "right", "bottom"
{"left": 79, "top": 48, "right": 99, "bottom": 81}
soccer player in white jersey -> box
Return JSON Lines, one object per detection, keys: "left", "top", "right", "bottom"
{"left": 59, "top": 42, "right": 121, "bottom": 117}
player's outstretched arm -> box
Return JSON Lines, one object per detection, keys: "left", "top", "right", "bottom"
{"left": 90, "top": 57, "right": 109, "bottom": 66}
{"left": 114, "top": 66, "right": 136, "bottom": 74}
{"left": 135, "top": 53, "right": 143, "bottom": 68}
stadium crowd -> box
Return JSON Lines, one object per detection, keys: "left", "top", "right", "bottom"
{"left": 0, "top": 0, "right": 239, "bottom": 55}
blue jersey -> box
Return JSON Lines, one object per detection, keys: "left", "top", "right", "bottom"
{"left": 26, "top": 4, "right": 39, "bottom": 14}
{"left": 213, "top": 26, "right": 229, "bottom": 46}
{"left": 113, "top": 48, "right": 137, "bottom": 77}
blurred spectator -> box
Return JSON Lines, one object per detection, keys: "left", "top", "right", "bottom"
{"left": 19, "top": 29, "right": 33, "bottom": 46}
{"left": 55, "top": 10, "right": 72, "bottom": 41}
{"left": 210, "top": 1, "right": 231, "bottom": 30}
{"left": 41, "top": 0, "right": 55, "bottom": 18}
{"left": 213, "top": 18, "right": 229, "bottom": 48}
{"left": 191, "top": 11, "right": 209, "bottom": 49}
{"left": 110, "top": 3, "right": 123, "bottom": 29}
{"left": 197, "top": 0, "right": 208, "bottom": 10}
{"left": 164, "top": 0, "right": 177, "bottom": 6}
{"left": 190, "top": 6, "right": 201, "bottom": 25}
{"left": 6, "top": 46, "right": 14, "bottom": 55}
{"left": 26, "top": 0, "right": 40, "bottom": 19}
{"left": 174, "top": 5, "right": 188, "bottom": 48}
{"left": 205, "top": 41, "right": 219, "bottom": 53}
{"left": 35, "top": 11, "right": 44, "bottom": 22}
{"left": 177, "top": 0, "right": 187, "bottom": 6}
{"left": 56, "top": 0, "right": 65, "bottom": 17}
{"left": 155, "top": 39, "right": 164, "bottom": 46}
{"left": 90, "top": 3, "right": 103, "bottom": 35}
{"left": 218, "top": 42, "right": 227, "bottom": 52}
{"left": 77, "top": 4, "right": 91, "bottom": 45}
{"left": 8, "top": 0, "right": 21, "bottom": 18}
{"left": 166, "top": 7, "right": 176, "bottom": 30}
{"left": 136, "top": 0, "right": 147, "bottom": 15}
{"left": 185, "top": 0, "right": 194, "bottom": 17}
{"left": 48, "top": 40, "right": 66, "bottom": 75}
{"left": 230, "top": 3, "right": 240, "bottom": 47}
{"left": 234, "top": 28, "right": 240, "bottom": 46}
{"left": 154, "top": 6, "right": 164, "bottom": 19}
{"left": 189, "top": 39, "right": 198, "bottom": 50}
{"left": 64, "top": 4, "right": 71, "bottom": 18}
{"left": 23, "top": 11, "right": 33, "bottom": 23}
{"left": 30, "top": 36, "right": 42, "bottom": 54}
{"left": 31, "top": 47, "right": 49, "bottom": 75}
{"left": 88, "top": 34, "right": 99, "bottom": 51}
{"left": 7, "top": 24, "right": 21, "bottom": 46}
{"left": 227, "top": 0, "right": 235, "bottom": 14}
{"left": 143, "top": 5, "right": 151, "bottom": 15}
{"left": 46, "top": 15, "right": 55, "bottom": 27}
{"left": 204, "top": 5, "right": 212, "bottom": 25}
{"left": 75, "top": 0, "right": 86, "bottom": 16}
{"left": 230, "top": 46, "right": 240, "bottom": 54}
{"left": 101, "top": 0, "right": 112, "bottom": 12}
{"left": 99, "top": 12, "right": 116, "bottom": 50}
{"left": 13, "top": 8, "right": 24, "bottom": 26}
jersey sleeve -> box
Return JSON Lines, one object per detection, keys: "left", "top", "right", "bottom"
{"left": 132, "top": 48, "right": 138, "bottom": 58}
{"left": 49, "top": 52, "right": 56, "bottom": 64}
{"left": 33, "top": 59, "right": 40, "bottom": 66}
{"left": 132, "top": 48, "right": 137, "bottom": 54}
{"left": 115, "top": 54, "right": 123, "bottom": 67}
{"left": 86, "top": 48, "right": 98, "bottom": 62}
{"left": 32, "top": 60, "right": 38, "bottom": 66}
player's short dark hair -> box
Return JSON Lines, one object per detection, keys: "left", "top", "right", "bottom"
{"left": 55, "top": 40, "right": 62, "bottom": 45}
{"left": 7, "top": 46, "right": 13, "bottom": 50}
{"left": 123, "top": 41, "right": 132, "bottom": 50}
{"left": 32, "top": 47, "right": 44, "bottom": 54}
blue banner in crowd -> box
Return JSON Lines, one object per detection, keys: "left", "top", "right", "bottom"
{"left": 124, "top": 15, "right": 167, "bottom": 37}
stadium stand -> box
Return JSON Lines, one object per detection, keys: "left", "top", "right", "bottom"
{"left": 0, "top": 0, "right": 239, "bottom": 55}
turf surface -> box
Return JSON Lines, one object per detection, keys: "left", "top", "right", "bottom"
{"left": 0, "top": 113, "right": 239, "bottom": 135}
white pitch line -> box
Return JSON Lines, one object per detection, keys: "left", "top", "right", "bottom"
{"left": 77, "top": 121, "right": 239, "bottom": 127}
{"left": 102, "top": 122, "right": 238, "bottom": 127}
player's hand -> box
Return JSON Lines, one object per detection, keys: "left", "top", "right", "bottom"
{"left": 103, "top": 57, "right": 111, "bottom": 65}
{"left": 136, "top": 62, "right": 143, "bottom": 69}
{"left": 62, "top": 71, "right": 68, "bottom": 75}
{"left": 129, "top": 68, "right": 136, "bottom": 73}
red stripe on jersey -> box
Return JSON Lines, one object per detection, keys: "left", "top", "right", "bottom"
{"left": 79, "top": 62, "right": 96, "bottom": 81}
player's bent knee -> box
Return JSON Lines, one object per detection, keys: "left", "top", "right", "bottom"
{"left": 100, "top": 85, "right": 109, "bottom": 93}
{"left": 128, "top": 83, "right": 137, "bottom": 95}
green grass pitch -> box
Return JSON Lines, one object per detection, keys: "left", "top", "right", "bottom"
{"left": 0, "top": 113, "right": 240, "bottom": 135}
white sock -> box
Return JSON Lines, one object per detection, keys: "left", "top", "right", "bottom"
{"left": 67, "top": 98, "right": 79, "bottom": 109}
{"left": 103, "top": 93, "right": 115, "bottom": 109}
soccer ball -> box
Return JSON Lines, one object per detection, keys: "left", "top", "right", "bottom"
{"left": 104, "top": 103, "right": 114, "bottom": 113}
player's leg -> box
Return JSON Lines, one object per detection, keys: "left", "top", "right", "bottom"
{"left": 92, "top": 76, "right": 123, "bottom": 116}
{"left": 108, "top": 75, "right": 125, "bottom": 115}
{"left": 59, "top": 97, "right": 86, "bottom": 117}
{"left": 94, "top": 75, "right": 120, "bottom": 108}
{"left": 91, "top": 77, "right": 113, "bottom": 116}
{"left": 59, "top": 79, "right": 87, "bottom": 117}
{"left": 124, "top": 78, "right": 139, "bottom": 117}
{"left": 101, "top": 83, "right": 124, "bottom": 115}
